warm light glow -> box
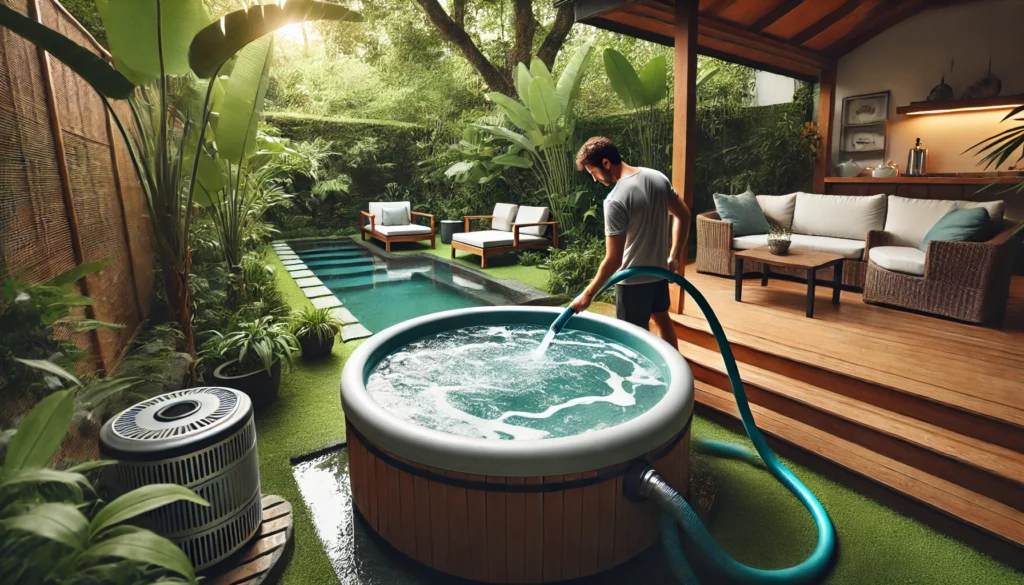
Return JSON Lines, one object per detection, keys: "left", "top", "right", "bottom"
{"left": 277, "top": 23, "right": 305, "bottom": 43}
{"left": 906, "top": 104, "right": 1023, "bottom": 116}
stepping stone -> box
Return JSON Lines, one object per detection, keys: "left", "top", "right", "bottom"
{"left": 342, "top": 323, "right": 373, "bottom": 342}
{"left": 271, "top": 243, "right": 290, "bottom": 249}
{"left": 311, "top": 295, "right": 342, "bottom": 310}
{"left": 277, "top": 253, "right": 299, "bottom": 260}
{"left": 295, "top": 276, "right": 323, "bottom": 288}
{"left": 285, "top": 264, "right": 309, "bottom": 272}
{"left": 282, "top": 259, "right": 305, "bottom": 266}
{"left": 302, "top": 286, "right": 333, "bottom": 299}
{"left": 329, "top": 307, "right": 358, "bottom": 325}
{"left": 288, "top": 269, "right": 314, "bottom": 279}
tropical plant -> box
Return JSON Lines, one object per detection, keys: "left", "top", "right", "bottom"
{"left": 289, "top": 307, "right": 343, "bottom": 344}
{"left": 448, "top": 43, "right": 596, "bottom": 235}
{"left": 967, "top": 105, "right": 1024, "bottom": 194}
{"left": 0, "top": 360, "right": 208, "bottom": 585}
{"left": 603, "top": 49, "right": 718, "bottom": 171}
{"left": 544, "top": 237, "right": 612, "bottom": 301}
{"left": 213, "top": 315, "right": 298, "bottom": 376}
{"left": 0, "top": 0, "right": 363, "bottom": 358}
{"left": 516, "top": 250, "right": 545, "bottom": 267}
{"left": 0, "top": 261, "right": 118, "bottom": 401}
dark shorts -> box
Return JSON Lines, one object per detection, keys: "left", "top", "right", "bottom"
{"left": 615, "top": 279, "right": 670, "bottom": 330}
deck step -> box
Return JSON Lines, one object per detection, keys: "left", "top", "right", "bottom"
{"left": 679, "top": 340, "right": 1024, "bottom": 493}
{"left": 695, "top": 380, "right": 1024, "bottom": 549}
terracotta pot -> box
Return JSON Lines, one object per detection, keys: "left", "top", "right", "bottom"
{"left": 213, "top": 359, "right": 281, "bottom": 408}
{"left": 299, "top": 334, "right": 335, "bottom": 359}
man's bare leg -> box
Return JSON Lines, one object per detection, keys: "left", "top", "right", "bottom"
{"left": 651, "top": 311, "right": 678, "bottom": 349}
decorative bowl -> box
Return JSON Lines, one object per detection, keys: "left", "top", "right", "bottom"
{"left": 768, "top": 239, "right": 791, "bottom": 256}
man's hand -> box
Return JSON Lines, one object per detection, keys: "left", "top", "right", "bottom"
{"left": 570, "top": 291, "right": 593, "bottom": 314}
{"left": 667, "top": 256, "right": 680, "bottom": 274}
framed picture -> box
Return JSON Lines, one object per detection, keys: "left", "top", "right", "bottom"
{"left": 842, "top": 127, "right": 886, "bottom": 152}
{"left": 843, "top": 91, "right": 889, "bottom": 125}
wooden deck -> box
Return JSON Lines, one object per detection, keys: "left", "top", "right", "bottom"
{"left": 670, "top": 266, "right": 1024, "bottom": 555}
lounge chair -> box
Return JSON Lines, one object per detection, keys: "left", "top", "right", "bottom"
{"left": 451, "top": 203, "right": 558, "bottom": 268}
{"left": 361, "top": 201, "right": 435, "bottom": 253}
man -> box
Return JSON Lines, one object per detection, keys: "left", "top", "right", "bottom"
{"left": 570, "top": 137, "right": 691, "bottom": 347}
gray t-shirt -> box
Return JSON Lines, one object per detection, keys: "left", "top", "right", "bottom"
{"left": 604, "top": 167, "right": 676, "bottom": 285}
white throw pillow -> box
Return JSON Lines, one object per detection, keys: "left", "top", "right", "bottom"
{"left": 953, "top": 200, "right": 1004, "bottom": 224}
{"left": 883, "top": 196, "right": 955, "bottom": 248}
{"left": 491, "top": 203, "right": 519, "bottom": 231}
{"left": 513, "top": 206, "right": 551, "bottom": 236}
{"left": 368, "top": 201, "right": 411, "bottom": 226}
{"left": 381, "top": 206, "right": 408, "bottom": 226}
{"left": 791, "top": 193, "right": 886, "bottom": 240}
{"left": 756, "top": 193, "right": 797, "bottom": 229}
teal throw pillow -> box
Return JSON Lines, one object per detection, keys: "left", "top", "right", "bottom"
{"left": 713, "top": 191, "right": 770, "bottom": 237}
{"left": 919, "top": 207, "right": 988, "bottom": 251}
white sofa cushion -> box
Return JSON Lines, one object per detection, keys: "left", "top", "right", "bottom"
{"left": 953, "top": 200, "right": 1005, "bottom": 223}
{"left": 732, "top": 234, "right": 865, "bottom": 259}
{"left": 756, "top": 193, "right": 797, "bottom": 229}
{"left": 492, "top": 203, "right": 519, "bottom": 231}
{"left": 883, "top": 196, "right": 955, "bottom": 248}
{"left": 869, "top": 246, "right": 926, "bottom": 276}
{"left": 791, "top": 193, "right": 886, "bottom": 240}
{"left": 381, "top": 206, "right": 407, "bottom": 226}
{"left": 453, "top": 230, "right": 547, "bottom": 248}
{"left": 368, "top": 201, "right": 411, "bottom": 226}
{"left": 371, "top": 224, "right": 432, "bottom": 236}
{"left": 513, "top": 206, "right": 551, "bottom": 236}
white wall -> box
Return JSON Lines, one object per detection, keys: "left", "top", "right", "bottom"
{"left": 831, "top": 0, "right": 1024, "bottom": 174}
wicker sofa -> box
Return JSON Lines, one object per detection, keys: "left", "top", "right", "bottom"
{"left": 862, "top": 196, "right": 1021, "bottom": 325}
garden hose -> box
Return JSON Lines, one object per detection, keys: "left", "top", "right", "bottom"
{"left": 555, "top": 266, "right": 836, "bottom": 584}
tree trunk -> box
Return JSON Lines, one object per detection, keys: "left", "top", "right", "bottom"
{"left": 537, "top": 5, "right": 574, "bottom": 70}
{"left": 162, "top": 257, "right": 196, "bottom": 360}
{"left": 507, "top": 0, "right": 536, "bottom": 71}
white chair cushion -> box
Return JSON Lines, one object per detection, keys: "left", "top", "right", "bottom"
{"left": 371, "top": 224, "right": 432, "bottom": 236}
{"left": 953, "top": 200, "right": 1005, "bottom": 223}
{"left": 883, "top": 196, "right": 955, "bottom": 248}
{"left": 513, "top": 206, "right": 551, "bottom": 236}
{"left": 368, "top": 201, "right": 411, "bottom": 226}
{"left": 756, "top": 193, "right": 797, "bottom": 229}
{"left": 732, "top": 234, "right": 865, "bottom": 259}
{"left": 791, "top": 193, "right": 886, "bottom": 240}
{"left": 492, "top": 203, "right": 519, "bottom": 231}
{"left": 381, "top": 207, "right": 407, "bottom": 226}
{"left": 453, "top": 230, "right": 547, "bottom": 248}
{"left": 869, "top": 246, "right": 926, "bottom": 276}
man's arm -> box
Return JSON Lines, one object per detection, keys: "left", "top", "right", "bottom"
{"left": 666, "top": 190, "right": 692, "bottom": 273}
{"left": 570, "top": 234, "right": 626, "bottom": 313}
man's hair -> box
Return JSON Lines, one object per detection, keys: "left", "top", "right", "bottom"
{"left": 575, "top": 136, "right": 621, "bottom": 171}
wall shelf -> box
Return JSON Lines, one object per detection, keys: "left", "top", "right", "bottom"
{"left": 896, "top": 94, "right": 1024, "bottom": 116}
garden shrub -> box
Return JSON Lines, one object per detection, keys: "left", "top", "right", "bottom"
{"left": 545, "top": 238, "right": 613, "bottom": 302}
{"left": 517, "top": 250, "right": 546, "bottom": 267}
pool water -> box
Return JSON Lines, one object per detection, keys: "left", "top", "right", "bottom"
{"left": 366, "top": 325, "right": 668, "bottom": 440}
{"left": 289, "top": 240, "right": 543, "bottom": 333}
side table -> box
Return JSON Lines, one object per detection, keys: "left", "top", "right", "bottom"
{"left": 440, "top": 220, "right": 464, "bottom": 245}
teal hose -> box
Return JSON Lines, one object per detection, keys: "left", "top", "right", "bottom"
{"left": 557, "top": 266, "right": 836, "bottom": 584}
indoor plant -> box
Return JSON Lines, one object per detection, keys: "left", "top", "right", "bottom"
{"left": 290, "top": 307, "right": 343, "bottom": 359}
{"left": 211, "top": 316, "right": 298, "bottom": 408}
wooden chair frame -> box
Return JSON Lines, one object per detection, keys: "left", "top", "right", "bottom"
{"left": 361, "top": 210, "right": 436, "bottom": 253}
{"left": 451, "top": 215, "right": 559, "bottom": 268}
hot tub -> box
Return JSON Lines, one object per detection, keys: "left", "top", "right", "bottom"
{"left": 340, "top": 306, "right": 694, "bottom": 583}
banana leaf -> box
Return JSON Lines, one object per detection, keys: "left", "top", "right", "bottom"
{"left": 486, "top": 92, "right": 538, "bottom": 132}
{"left": 189, "top": 0, "right": 363, "bottom": 79}
{"left": 516, "top": 63, "right": 533, "bottom": 109}
{"left": 638, "top": 55, "right": 666, "bottom": 104}
{"left": 215, "top": 36, "right": 274, "bottom": 163}
{"left": 0, "top": 3, "right": 134, "bottom": 98}
{"left": 529, "top": 57, "right": 552, "bottom": 83}
{"left": 555, "top": 43, "right": 594, "bottom": 114}
{"left": 528, "top": 76, "right": 561, "bottom": 126}
{"left": 603, "top": 48, "right": 647, "bottom": 110}
{"left": 2, "top": 389, "right": 74, "bottom": 471}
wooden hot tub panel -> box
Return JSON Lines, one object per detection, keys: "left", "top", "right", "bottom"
{"left": 346, "top": 422, "right": 690, "bottom": 583}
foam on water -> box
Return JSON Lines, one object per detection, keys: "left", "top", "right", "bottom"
{"left": 366, "top": 325, "right": 668, "bottom": 440}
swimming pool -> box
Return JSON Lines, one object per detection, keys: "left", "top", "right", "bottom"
{"left": 282, "top": 239, "right": 549, "bottom": 333}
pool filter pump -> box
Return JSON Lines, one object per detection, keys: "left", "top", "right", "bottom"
{"left": 100, "top": 387, "right": 263, "bottom": 571}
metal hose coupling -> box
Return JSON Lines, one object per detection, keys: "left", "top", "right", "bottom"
{"left": 624, "top": 460, "right": 678, "bottom": 505}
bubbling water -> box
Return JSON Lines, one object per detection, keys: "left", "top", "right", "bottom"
{"left": 366, "top": 325, "right": 668, "bottom": 440}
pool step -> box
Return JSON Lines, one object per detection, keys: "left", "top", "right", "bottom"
{"left": 303, "top": 257, "right": 374, "bottom": 270}
{"left": 315, "top": 265, "right": 381, "bottom": 281}
{"left": 679, "top": 336, "right": 1024, "bottom": 550}
{"left": 297, "top": 250, "right": 366, "bottom": 260}
{"left": 324, "top": 273, "right": 392, "bottom": 291}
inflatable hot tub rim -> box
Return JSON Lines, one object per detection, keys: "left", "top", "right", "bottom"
{"left": 340, "top": 306, "right": 694, "bottom": 476}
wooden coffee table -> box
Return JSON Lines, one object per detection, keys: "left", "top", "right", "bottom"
{"left": 734, "top": 247, "right": 844, "bottom": 318}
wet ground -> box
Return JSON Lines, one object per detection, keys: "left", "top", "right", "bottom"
{"left": 292, "top": 449, "right": 678, "bottom": 585}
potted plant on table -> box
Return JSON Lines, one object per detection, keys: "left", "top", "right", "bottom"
{"left": 212, "top": 316, "right": 298, "bottom": 408}
{"left": 290, "top": 307, "right": 343, "bottom": 359}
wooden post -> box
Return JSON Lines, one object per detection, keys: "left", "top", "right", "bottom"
{"left": 669, "top": 0, "right": 698, "bottom": 315}
{"left": 814, "top": 64, "right": 836, "bottom": 194}
{"left": 32, "top": 0, "right": 106, "bottom": 371}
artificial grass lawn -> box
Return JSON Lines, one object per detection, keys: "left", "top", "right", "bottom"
{"left": 257, "top": 248, "right": 1019, "bottom": 585}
